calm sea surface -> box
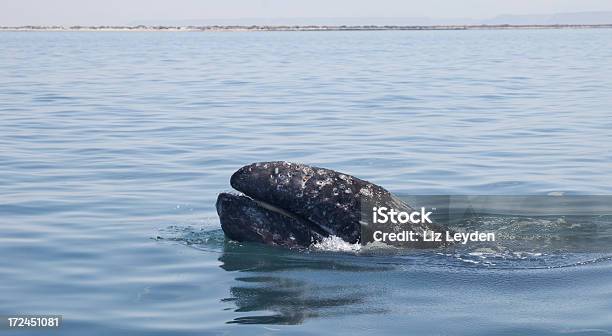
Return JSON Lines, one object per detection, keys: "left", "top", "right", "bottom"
{"left": 1, "top": 30, "right": 611, "bottom": 335}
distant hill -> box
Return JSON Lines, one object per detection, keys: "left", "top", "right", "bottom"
{"left": 132, "top": 11, "right": 612, "bottom": 27}
{"left": 484, "top": 11, "right": 612, "bottom": 25}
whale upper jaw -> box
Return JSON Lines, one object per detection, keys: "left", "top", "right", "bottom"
{"left": 227, "top": 161, "right": 369, "bottom": 244}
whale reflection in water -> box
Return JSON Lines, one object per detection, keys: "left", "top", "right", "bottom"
{"left": 218, "top": 241, "right": 391, "bottom": 325}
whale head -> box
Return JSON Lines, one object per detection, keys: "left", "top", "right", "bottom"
{"left": 217, "top": 162, "right": 451, "bottom": 249}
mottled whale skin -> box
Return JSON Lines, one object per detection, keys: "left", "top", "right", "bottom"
{"left": 216, "top": 193, "right": 327, "bottom": 248}
{"left": 217, "top": 161, "right": 450, "bottom": 248}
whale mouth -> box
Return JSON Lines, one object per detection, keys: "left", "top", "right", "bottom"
{"left": 216, "top": 192, "right": 329, "bottom": 248}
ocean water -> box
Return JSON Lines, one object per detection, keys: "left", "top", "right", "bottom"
{"left": 1, "top": 30, "right": 611, "bottom": 335}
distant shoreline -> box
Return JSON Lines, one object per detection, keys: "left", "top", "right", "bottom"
{"left": 2, "top": 24, "right": 612, "bottom": 32}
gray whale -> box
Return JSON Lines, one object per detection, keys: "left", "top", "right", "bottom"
{"left": 216, "top": 161, "right": 450, "bottom": 248}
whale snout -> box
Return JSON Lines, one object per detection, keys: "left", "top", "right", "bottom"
{"left": 216, "top": 193, "right": 250, "bottom": 242}
{"left": 216, "top": 192, "right": 325, "bottom": 248}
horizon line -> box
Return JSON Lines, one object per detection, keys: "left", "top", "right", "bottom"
{"left": 2, "top": 23, "right": 612, "bottom": 32}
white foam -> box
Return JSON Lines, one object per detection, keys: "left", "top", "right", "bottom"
{"left": 311, "top": 235, "right": 362, "bottom": 252}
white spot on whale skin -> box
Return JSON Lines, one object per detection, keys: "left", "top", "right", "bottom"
{"left": 315, "top": 178, "right": 333, "bottom": 188}
{"left": 274, "top": 167, "right": 279, "bottom": 175}
{"left": 300, "top": 173, "right": 312, "bottom": 189}
{"left": 359, "top": 188, "right": 373, "bottom": 197}
{"left": 338, "top": 174, "right": 353, "bottom": 184}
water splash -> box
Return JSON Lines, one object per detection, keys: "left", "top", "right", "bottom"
{"left": 310, "top": 235, "right": 362, "bottom": 253}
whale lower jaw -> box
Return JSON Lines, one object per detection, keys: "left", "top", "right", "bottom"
{"left": 216, "top": 192, "right": 328, "bottom": 248}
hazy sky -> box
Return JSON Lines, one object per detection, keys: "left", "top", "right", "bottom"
{"left": 2, "top": 0, "right": 612, "bottom": 26}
